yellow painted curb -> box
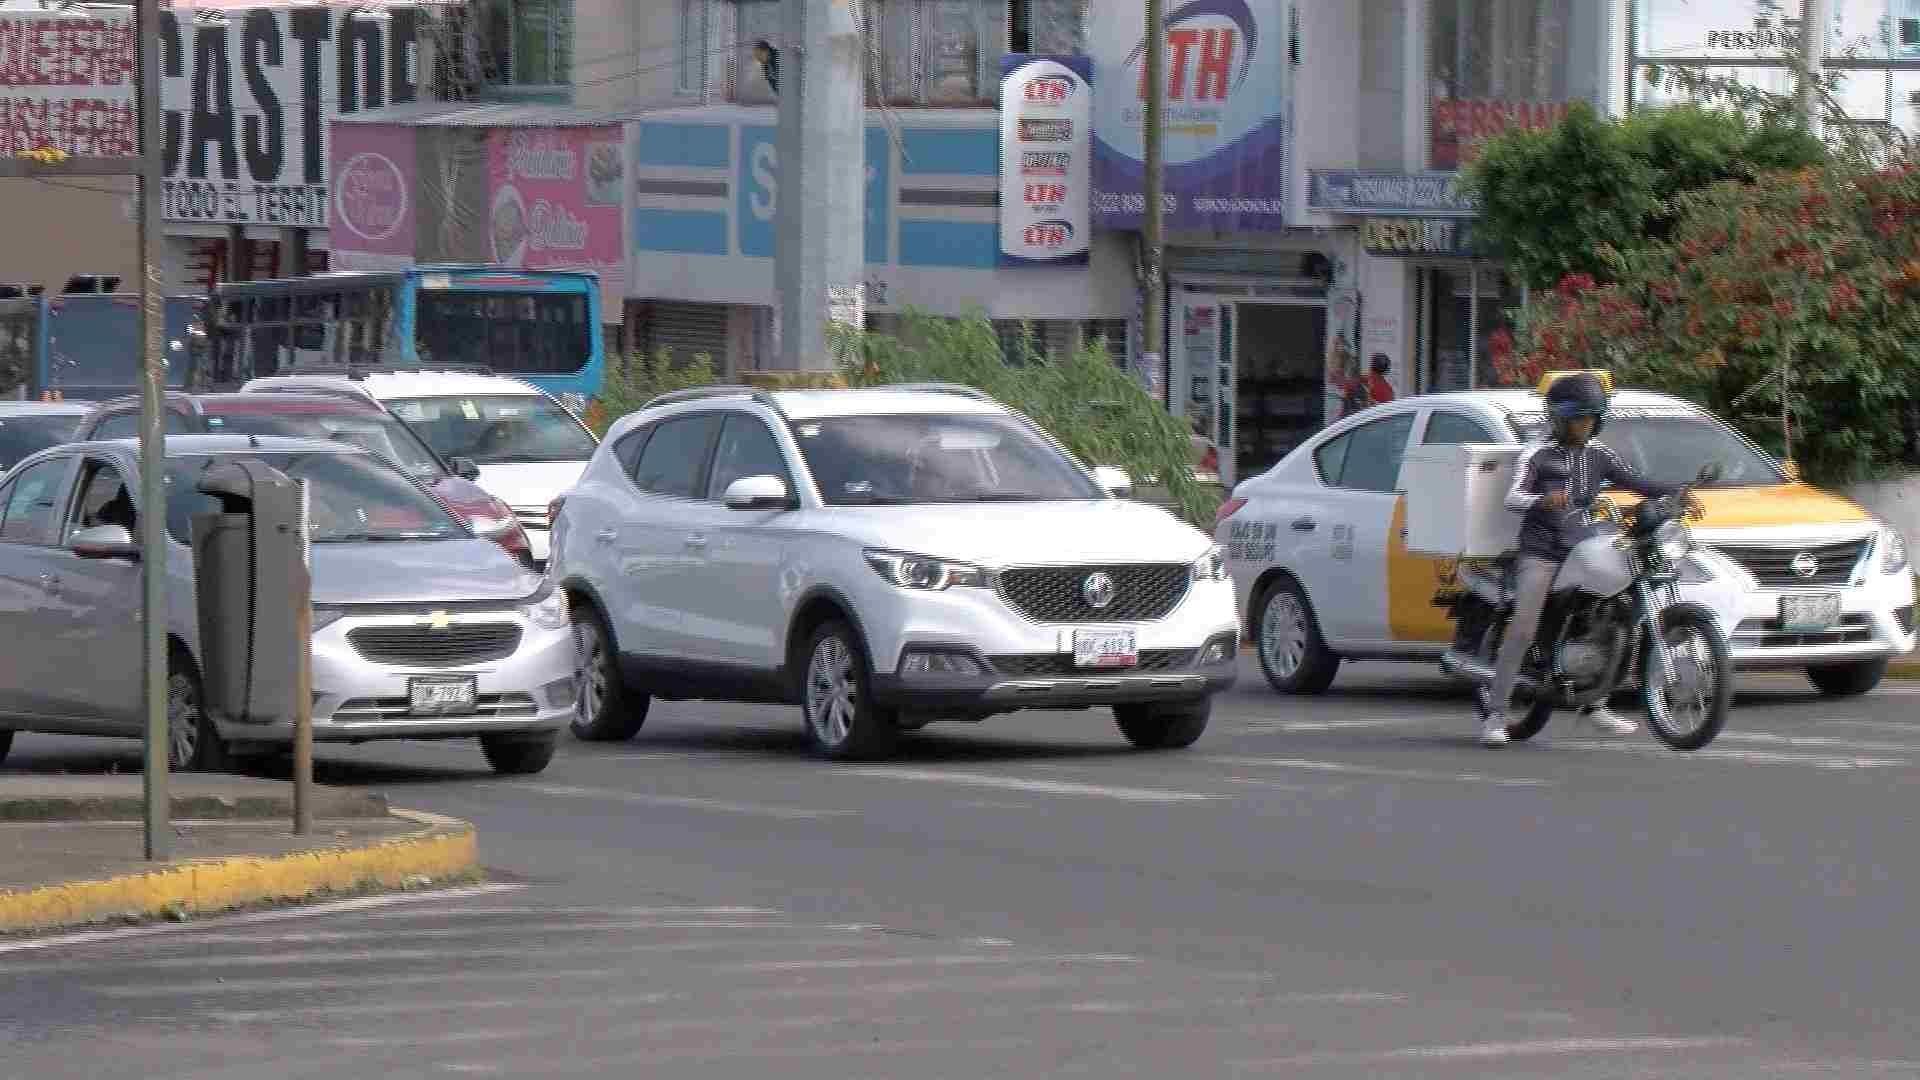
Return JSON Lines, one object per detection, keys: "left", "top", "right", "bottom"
{"left": 0, "top": 809, "right": 477, "bottom": 933}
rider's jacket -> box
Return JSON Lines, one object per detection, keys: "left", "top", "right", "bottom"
{"left": 1506, "top": 439, "right": 1680, "bottom": 561}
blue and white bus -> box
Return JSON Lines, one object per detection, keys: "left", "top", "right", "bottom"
{"left": 197, "top": 266, "right": 604, "bottom": 405}
{"left": 2, "top": 292, "right": 206, "bottom": 401}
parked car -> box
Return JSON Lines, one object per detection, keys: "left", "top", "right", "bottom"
{"left": 549, "top": 384, "right": 1241, "bottom": 759}
{"left": 0, "top": 401, "right": 90, "bottom": 478}
{"left": 241, "top": 370, "right": 599, "bottom": 566}
{"left": 0, "top": 435, "right": 575, "bottom": 773}
{"left": 1219, "top": 377, "right": 1915, "bottom": 698}
{"left": 74, "top": 391, "right": 535, "bottom": 565}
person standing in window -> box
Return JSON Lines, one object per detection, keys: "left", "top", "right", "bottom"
{"left": 752, "top": 39, "right": 779, "bottom": 95}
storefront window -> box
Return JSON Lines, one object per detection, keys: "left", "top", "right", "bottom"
{"left": 727, "top": 0, "right": 1008, "bottom": 106}
{"left": 1428, "top": 0, "right": 1578, "bottom": 169}
{"left": 1422, "top": 265, "right": 1519, "bottom": 393}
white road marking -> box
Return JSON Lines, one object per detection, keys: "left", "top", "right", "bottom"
{"left": 1232, "top": 1035, "right": 1750, "bottom": 1068}
{"left": 729, "top": 971, "right": 1134, "bottom": 1002}
{"left": 1817, "top": 719, "right": 1920, "bottom": 733}
{"left": 1722, "top": 731, "right": 1920, "bottom": 754}
{"left": 1242, "top": 718, "right": 1439, "bottom": 733}
{"left": 718, "top": 953, "right": 1138, "bottom": 973}
{"left": 13, "top": 937, "right": 874, "bottom": 973}
{"left": 208, "top": 991, "right": 681, "bottom": 1025}
{"left": 442, "top": 1036, "right": 1034, "bottom": 1072}
{"left": 840, "top": 768, "right": 1224, "bottom": 803}
{"left": 1558, "top": 739, "right": 1906, "bottom": 769}
{"left": 1222, "top": 777, "right": 1343, "bottom": 792}
{"left": 353, "top": 905, "right": 779, "bottom": 920}
{"left": 1054, "top": 991, "right": 1401, "bottom": 1015}
{"left": 87, "top": 919, "right": 810, "bottom": 949}
{"left": 330, "top": 1026, "right": 568, "bottom": 1049}
{"left": 0, "top": 882, "right": 526, "bottom": 955}
{"left": 99, "top": 966, "right": 632, "bottom": 997}
{"left": 1204, "top": 756, "right": 1553, "bottom": 788}
{"left": 521, "top": 784, "right": 853, "bottom": 820}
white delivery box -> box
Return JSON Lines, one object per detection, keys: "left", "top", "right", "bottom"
{"left": 1398, "top": 443, "right": 1527, "bottom": 558}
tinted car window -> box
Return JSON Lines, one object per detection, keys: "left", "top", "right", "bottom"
{"left": 1510, "top": 411, "right": 1785, "bottom": 488}
{"left": 707, "top": 415, "right": 791, "bottom": 500}
{"left": 70, "top": 461, "right": 136, "bottom": 538}
{"left": 787, "top": 414, "right": 1101, "bottom": 506}
{"left": 162, "top": 452, "right": 466, "bottom": 546}
{"left": 0, "top": 414, "right": 79, "bottom": 471}
{"left": 1423, "top": 411, "right": 1496, "bottom": 444}
{"left": 613, "top": 429, "right": 651, "bottom": 477}
{"left": 632, "top": 414, "right": 721, "bottom": 499}
{"left": 201, "top": 406, "right": 446, "bottom": 481}
{"left": 1314, "top": 432, "right": 1351, "bottom": 486}
{"left": 90, "top": 411, "right": 192, "bottom": 440}
{"left": 0, "top": 459, "right": 68, "bottom": 545}
{"left": 1328, "top": 413, "right": 1415, "bottom": 493}
{"left": 387, "top": 394, "right": 598, "bottom": 465}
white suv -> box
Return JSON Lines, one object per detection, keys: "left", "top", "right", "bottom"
{"left": 241, "top": 369, "right": 599, "bottom": 565}
{"left": 549, "top": 385, "right": 1241, "bottom": 759}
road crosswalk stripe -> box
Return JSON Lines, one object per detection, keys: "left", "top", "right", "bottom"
{"left": 1230, "top": 1035, "right": 1749, "bottom": 1069}
{"left": 208, "top": 992, "right": 682, "bottom": 1024}
{"left": 98, "top": 966, "right": 635, "bottom": 997}
{"left": 717, "top": 953, "right": 1138, "bottom": 973}
{"left": 520, "top": 784, "right": 854, "bottom": 819}
{"left": 8, "top": 937, "right": 879, "bottom": 973}
{"left": 1721, "top": 730, "right": 1920, "bottom": 754}
{"left": 1203, "top": 756, "right": 1553, "bottom": 788}
{"left": 1556, "top": 739, "right": 1905, "bottom": 768}
{"left": 840, "top": 768, "right": 1223, "bottom": 802}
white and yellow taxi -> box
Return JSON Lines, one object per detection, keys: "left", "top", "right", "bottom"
{"left": 1217, "top": 377, "right": 1917, "bottom": 699}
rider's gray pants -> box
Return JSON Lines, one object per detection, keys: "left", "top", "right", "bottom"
{"left": 1488, "top": 556, "right": 1558, "bottom": 717}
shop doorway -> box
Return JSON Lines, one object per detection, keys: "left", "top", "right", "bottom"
{"left": 1172, "top": 287, "right": 1327, "bottom": 488}
{"left": 1417, "top": 264, "right": 1519, "bottom": 393}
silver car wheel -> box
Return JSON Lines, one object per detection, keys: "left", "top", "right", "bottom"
{"left": 806, "top": 634, "right": 856, "bottom": 748}
{"left": 167, "top": 671, "right": 201, "bottom": 769}
{"left": 1261, "top": 591, "right": 1308, "bottom": 680}
{"left": 574, "top": 618, "right": 609, "bottom": 728}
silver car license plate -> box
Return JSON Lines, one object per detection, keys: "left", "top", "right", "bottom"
{"left": 1780, "top": 593, "right": 1841, "bottom": 633}
{"left": 1073, "top": 629, "right": 1138, "bottom": 669}
{"left": 409, "top": 676, "right": 477, "bottom": 716}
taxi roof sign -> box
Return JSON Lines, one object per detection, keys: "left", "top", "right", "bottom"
{"left": 1535, "top": 369, "right": 1614, "bottom": 397}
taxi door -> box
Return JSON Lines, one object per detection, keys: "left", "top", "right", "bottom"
{"left": 1386, "top": 409, "right": 1504, "bottom": 644}
{"left": 1305, "top": 411, "right": 1415, "bottom": 646}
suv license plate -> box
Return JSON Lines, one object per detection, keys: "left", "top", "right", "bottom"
{"left": 409, "top": 677, "right": 478, "bottom": 716}
{"left": 1073, "top": 629, "right": 1138, "bottom": 669}
{"left": 1780, "top": 593, "right": 1841, "bottom": 633}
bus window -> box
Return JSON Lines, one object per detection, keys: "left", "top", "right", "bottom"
{"left": 416, "top": 290, "right": 590, "bottom": 375}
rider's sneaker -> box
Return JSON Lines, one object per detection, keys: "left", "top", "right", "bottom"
{"left": 1479, "top": 715, "right": 1511, "bottom": 748}
{"left": 1576, "top": 705, "right": 1638, "bottom": 735}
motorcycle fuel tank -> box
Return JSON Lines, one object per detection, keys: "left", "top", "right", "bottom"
{"left": 1554, "top": 532, "right": 1636, "bottom": 598}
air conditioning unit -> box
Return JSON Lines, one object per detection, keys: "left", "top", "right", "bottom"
{"left": 63, "top": 274, "right": 122, "bottom": 294}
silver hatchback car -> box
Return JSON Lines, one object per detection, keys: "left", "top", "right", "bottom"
{"left": 0, "top": 435, "right": 576, "bottom": 774}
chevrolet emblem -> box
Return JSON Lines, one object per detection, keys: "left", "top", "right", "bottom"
{"left": 423, "top": 611, "right": 452, "bottom": 630}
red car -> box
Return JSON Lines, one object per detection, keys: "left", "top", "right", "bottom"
{"left": 74, "top": 392, "right": 536, "bottom": 566}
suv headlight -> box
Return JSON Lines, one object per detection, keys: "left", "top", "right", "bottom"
{"left": 521, "top": 588, "right": 569, "bottom": 630}
{"left": 863, "top": 550, "right": 989, "bottom": 590}
{"left": 1882, "top": 528, "right": 1909, "bottom": 574}
{"left": 1191, "top": 544, "right": 1228, "bottom": 582}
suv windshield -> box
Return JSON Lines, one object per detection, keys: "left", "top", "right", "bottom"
{"left": 1511, "top": 410, "right": 1785, "bottom": 488}
{"left": 789, "top": 413, "right": 1103, "bottom": 505}
{"left": 0, "top": 414, "right": 79, "bottom": 471}
{"left": 200, "top": 406, "right": 447, "bottom": 482}
{"left": 164, "top": 452, "right": 467, "bottom": 544}
{"left": 388, "top": 394, "right": 598, "bottom": 465}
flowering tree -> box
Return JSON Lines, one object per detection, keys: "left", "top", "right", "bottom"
{"left": 1493, "top": 166, "right": 1920, "bottom": 486}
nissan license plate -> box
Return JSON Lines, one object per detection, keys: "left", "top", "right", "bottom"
{"left": 408, "top": 677, "right": 477, "bottom": 716}
{"left": 1780, "top": 593, "right": 1841, "bottom": 633}
{"left": 1072, "top": 629, "right": 1138, "bottom": 669}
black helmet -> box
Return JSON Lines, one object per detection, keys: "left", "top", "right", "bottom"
{"left": 1545, "top": 372, "right": 1609, "bottom": 434}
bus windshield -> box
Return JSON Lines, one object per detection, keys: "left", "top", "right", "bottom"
{"left": 415, "top": 291, "right": 592, "bottom": 376}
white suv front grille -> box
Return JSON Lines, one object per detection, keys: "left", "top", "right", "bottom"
{"left": 996, "top": 564, "right": 1191, "bottom": 623}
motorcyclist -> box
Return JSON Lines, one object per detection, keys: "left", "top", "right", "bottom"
{"left": 1481, "top": 372, "right": 1689, "bottom": 748}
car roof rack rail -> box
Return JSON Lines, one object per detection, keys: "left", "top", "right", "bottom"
{"left": 642, "top": 385, "right": 788, "bottom": 418}
{"left": 887, "top": 382, "right": 994, "bottom": 403}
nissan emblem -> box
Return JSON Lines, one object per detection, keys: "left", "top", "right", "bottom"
{"left": 1790, "top": 552, "right": 1819, "bottom": 579}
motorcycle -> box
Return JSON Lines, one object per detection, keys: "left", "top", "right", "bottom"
{"left": 1437, "top": 471, "right": 1732, "bottom": 751}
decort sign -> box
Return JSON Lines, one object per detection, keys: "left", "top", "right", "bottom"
{"left": 0, "top": 11, "right": 136, "bottom": 157}
{"left": 999, "top": 55, "right": 1091, "bottom": 265}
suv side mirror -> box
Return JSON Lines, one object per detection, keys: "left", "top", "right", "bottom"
{"left": 1092, "top": 465, "right": 1133, "bottom": 499}
{"left": 450, "top": 456, "right": 482, "bottom": 481}
{"left": 723, "top": 474, "right": 794, "bottom": 511}
{"left": 71, "top": 524, "right": 138, "bottom": 559}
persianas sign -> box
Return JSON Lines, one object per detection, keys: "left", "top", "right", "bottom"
{"left": 1089, "top": 0, "right": 1290, "bottom": 230}
{"left": 0, "top": 12, "right": 136, "bottom": 157}
{"left": 1429, "top": 99, "right": 1572, "bottom": 170}
{"left": 999, "top": 55, "right": 1091, "bottom": 265}
{"left": 159, "top": 5, "right": 423, "bottom": 227}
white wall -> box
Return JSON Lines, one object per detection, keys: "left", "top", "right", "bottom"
{"left": 572, "top": 0, "right": 691, "bottom": 109}
{"left": 1292, "top": 0, "right": 1364, "bottom": 225}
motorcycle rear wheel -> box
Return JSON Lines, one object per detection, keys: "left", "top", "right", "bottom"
{"left": 1471, "top": 684, "right": 1554, "bottom": 742}
{"left": 1642, "top": 608, "right": 1732, "bottom": 751}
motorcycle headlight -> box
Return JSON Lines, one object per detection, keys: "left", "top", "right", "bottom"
{"left": 521, "top": 588, "right": 570, "bottom": 630}
{"left": 1655, "top": 520, "right": 1693, "bottom": 562}
{"left": 1881, "top": 527, "right": 1909, "bottom": 575}
{"left": 1191, "top": 544, "right": 1228, "bottom": 582}
{"left": 863, "top": 550, "right": 989, "bottom": 591}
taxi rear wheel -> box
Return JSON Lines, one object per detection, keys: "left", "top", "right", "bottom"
{"left": 1255, "top": 578, "right": 1339, "bottom": 695}
{"left": 1806, "top": 658, "right": 1888, "bottom": 698}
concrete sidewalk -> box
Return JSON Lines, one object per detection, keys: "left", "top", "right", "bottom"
{"left": 0, "top": 775, "right": 477, "bottom": 933}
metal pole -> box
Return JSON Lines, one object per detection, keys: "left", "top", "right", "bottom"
{"left": 1798, "top": 0, "right": 1827, "bottom": 129}
{"left": 1467, "top": 262, "right": 1481, "bottom": 389}
{"left": 293, "top": 481, "right": 313, "bottom": 836}
{"left": 1139, "top": 0, "right": 1167, "bottom": 398}
{"left": 136, "top": 0, "right": 170, "bottom": 862}
{"left": 776, "top": 0, "right": 864, "bottom": 371}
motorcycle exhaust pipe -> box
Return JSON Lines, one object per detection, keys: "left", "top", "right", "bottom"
{"left": 1440, "top": 650, "right": 1542, "bottom": 696}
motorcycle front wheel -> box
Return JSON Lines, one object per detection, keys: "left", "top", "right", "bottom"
{"left": 1641, "top": 607, "right": 1732, "bottom": 751}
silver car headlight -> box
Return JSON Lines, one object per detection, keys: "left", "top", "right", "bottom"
{"left": 1881, "top": 527, "right": 1909, "bottom": 574}
{"left": 863, "top": 549, "right": 990, "bottom": 591}
{"left": 1191, "top": 544, "right": 1228, "bottom": 582}
{"left": 522, "top": 588, "right": 570, "bottom": 630}
{"left": 1655, "top": 519, "right": 1692, "bottom": 562}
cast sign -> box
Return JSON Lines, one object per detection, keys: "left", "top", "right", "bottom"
{"left": 0, "top": 11, "right": 136, "bottom": 157}
{"left": 999, "top": 55, "right": 1091, "bottom": 264}
{"left": 158, "top": 5, "right": 422, "bottom": 227}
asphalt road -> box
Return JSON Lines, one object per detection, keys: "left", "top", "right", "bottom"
{"left": 6, "top": 658, "right": 1920, "bottom": 1079}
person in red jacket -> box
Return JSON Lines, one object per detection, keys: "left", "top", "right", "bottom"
{"left": 1366, "top": 353, "right": 1395, "bottom": 405}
